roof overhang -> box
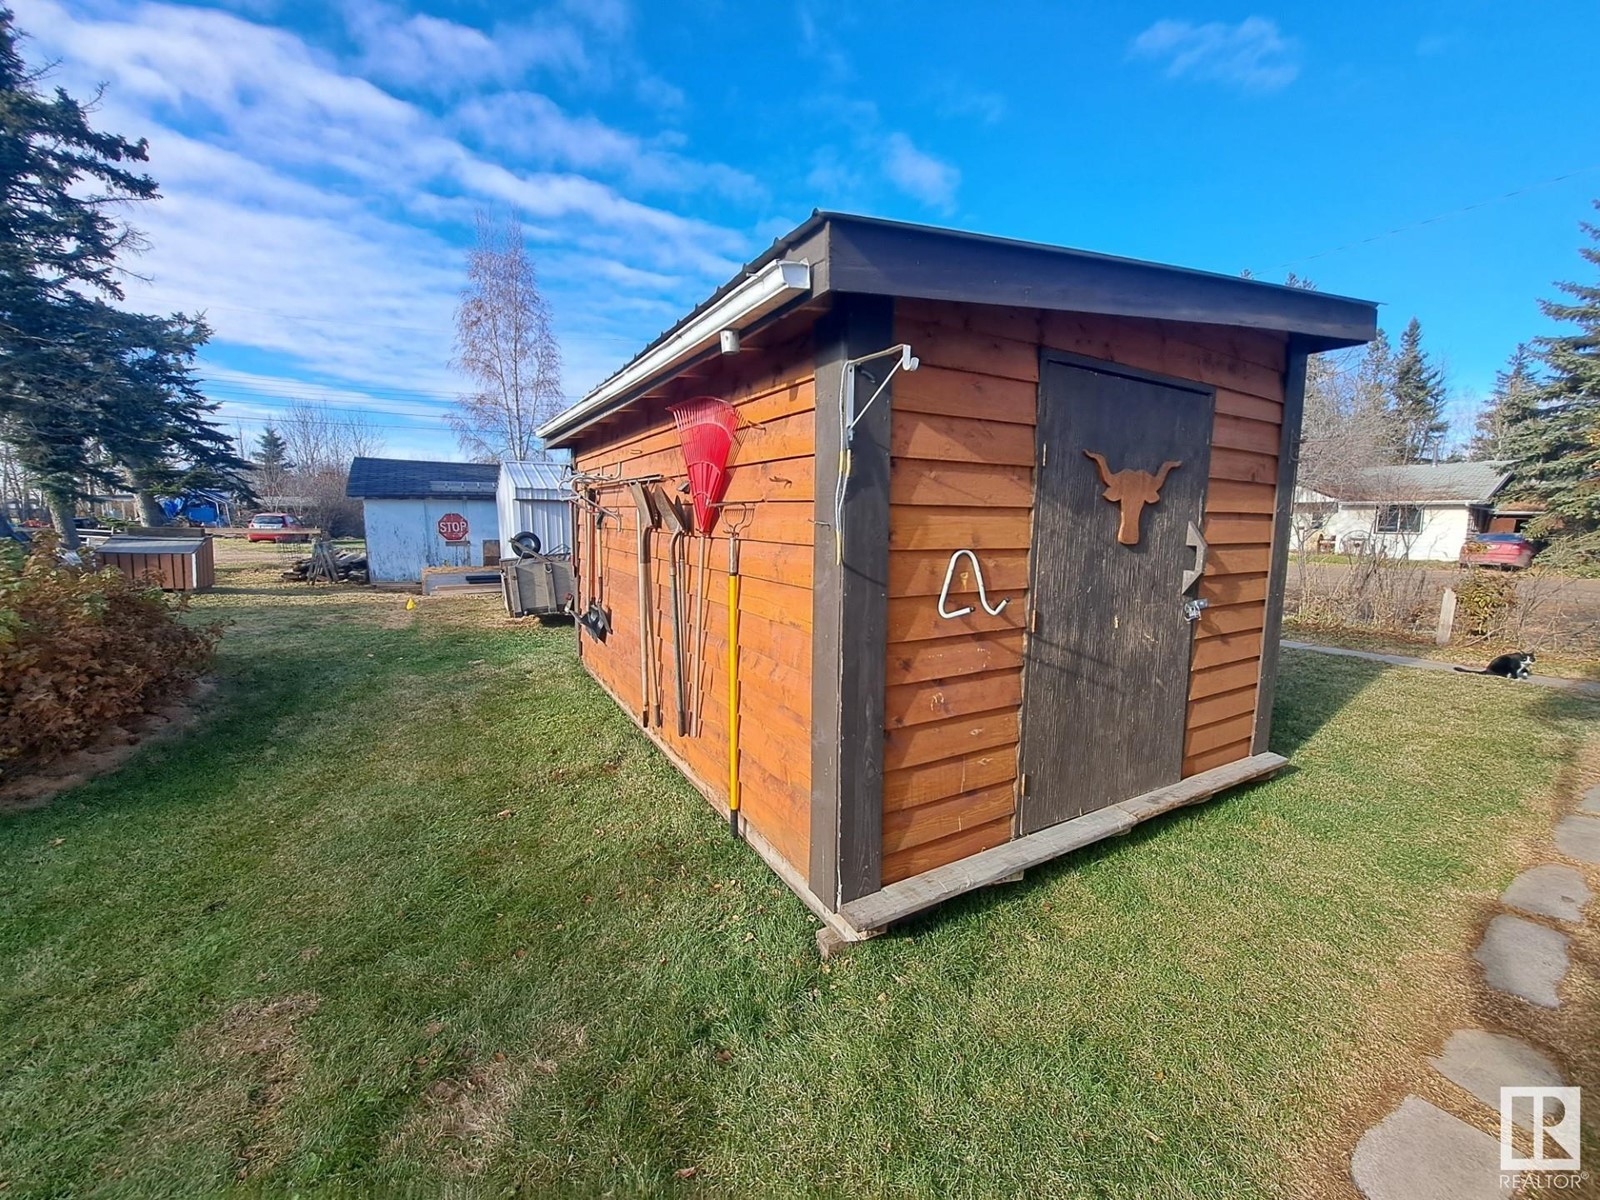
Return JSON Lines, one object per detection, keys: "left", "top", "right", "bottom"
{"left": 538, "top": 212, "right": 1380, "bottom": 450}
{"left": 537, "top": 258, "right": 812, "bottom": 447}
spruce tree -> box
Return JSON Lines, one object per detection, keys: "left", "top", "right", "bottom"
{"left": 256, "top": 427, "right": 290, "bottom": 472}
{"left": 1511, "top": 200, "right": 1600, "bottom": 551}
{"left": 1468, "top": 345, "right": 1539, "bottom": 462}
{"left": 1390, "top": 317, "right": 1449, "bottom": 462}
{"left": 0, "top": 9, "right": 158, "bottom": 544}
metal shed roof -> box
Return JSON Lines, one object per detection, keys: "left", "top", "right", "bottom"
{"left": 346, "top": 457, "right": 500, "bottom": 499}
{"left": 538, "top": 210, "right": 1381, "bottom": 448}
{"left": 500, "top": 460, "right": 569, "bottom": 498}
{"left": 98, "top": 534, "right": 208, "bottom": 554}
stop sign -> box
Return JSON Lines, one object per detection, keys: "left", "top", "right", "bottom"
{"left": 436, "top": 512, "right": 469, "bottom": 542}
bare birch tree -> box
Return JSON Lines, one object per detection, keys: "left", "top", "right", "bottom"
{"left": 450, "top": 212, "right": 563, "bottom": 463}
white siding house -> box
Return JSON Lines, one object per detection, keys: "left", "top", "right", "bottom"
{"left": 496, "top": 461, "right": 572, "bottom": 556}
{"left": 346, "top": 458, "right": 501, "bottom": 583}
{"left": 1292, "top": 461, "right": 1515, "bottom": 562}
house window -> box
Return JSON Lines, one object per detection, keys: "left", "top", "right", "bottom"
{"left": 1375, "top": 504, "right": 1422, "bottom": 534}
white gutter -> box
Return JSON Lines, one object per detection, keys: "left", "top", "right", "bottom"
{"left": 537, "top": 258, "right": 812, "bottom": 446}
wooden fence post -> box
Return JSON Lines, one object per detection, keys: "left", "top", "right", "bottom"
{"left": 1436, "top": 587, "right": 1457, "bottom": 646}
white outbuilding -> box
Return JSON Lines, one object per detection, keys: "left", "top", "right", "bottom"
{"left": 346, "top": 457, "right": 501, "bottom": 583}
{"left": 497, "top": 460, "right": 572, "bottom": 557}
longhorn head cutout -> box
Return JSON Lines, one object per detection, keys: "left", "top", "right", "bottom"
{"left": 1084, "top": 451, "right": 1182, "bottom": 546}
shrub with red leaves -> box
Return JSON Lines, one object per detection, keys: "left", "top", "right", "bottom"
{"left": 0, "top": 532, "right": 219, "bottom": 770}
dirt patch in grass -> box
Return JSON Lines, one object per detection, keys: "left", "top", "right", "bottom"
{"left": 185, "top": 993, "right": 321, "bottom": 1180}
{"left": 0, "top": 678, "right": 215, "bottom": 814}
{"left": 389, "top": 1023, "right": 585, "bottom": 1176}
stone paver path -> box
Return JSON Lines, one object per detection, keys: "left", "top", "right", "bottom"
{"left": 1351, "top": 776, "right": 1596, "bottom": 1198}
{"left": 1429, "top": 1030, "right": 1565, "bottom": 1126}
{"left": 1351, "top": 1097, "right": 1515, "bottom": 1200}
{"left": 1501, "top": 864, "right": 1591, "bottom": 923}
{"left": 1554, "top": 813, "right": 1600, "bottom": 863}
{"left": 1473, "top": 914, "right": 1570, "bottom": 1008}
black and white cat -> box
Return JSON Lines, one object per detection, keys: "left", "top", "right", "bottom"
{"left": 1454, "top": 652, "right": 1536, "bottom": 680}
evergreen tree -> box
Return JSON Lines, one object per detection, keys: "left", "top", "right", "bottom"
{"left": 94, "top": 309, "right": 252, "bottom": 523}
{"left": 0, "top": 10, "right": 245, "bottom": 543}
{"left": 1468, "top": 345, "right": 1539, "bottom": 461}
{"left": 256, "top": 427, "right": 290, "bottom": 472}
{"left": 0, "top": 8, "right": 158, "bottom": 544}
{"left": 1390, "top": 317, "right": 1449, "bottom": 462}
{"left": 1510, "top": 201, "right": 1600, "bottom": 549}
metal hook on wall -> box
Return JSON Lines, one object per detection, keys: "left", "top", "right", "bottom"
{"left": 937, "top": 549, "right": 1010, "bottom": 620}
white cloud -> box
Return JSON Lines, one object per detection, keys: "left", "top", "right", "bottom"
{"left": 9, "top": 0, "right": 756, "bottom": 408}
{"left": 883, "top": 133, "right": 960, "bottom": 212}
{"left": 1128, "top": 16, "right": 1300, "bottom": 92}
{"left": 451, "top": 91, "right": 761, "bottom": 202}
{"left": 340, "top": 0, "right": 589, "bottom": 95}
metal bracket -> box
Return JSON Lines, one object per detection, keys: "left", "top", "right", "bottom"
{"left": 938, "top": 549, "right": 1010, "bottom": 620}
{"left": 1183, "top": 597, "right": 1210, "bottom": 623}
{"left": 1182, "top": 520, "right": 1208, "bottom": 593}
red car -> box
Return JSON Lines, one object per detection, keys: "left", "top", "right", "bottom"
{"left": 247, "top": 513, "right": 310, "bottom": 543}
{"left": 1460, "top": 532, "right": 1536, "bottom": 570}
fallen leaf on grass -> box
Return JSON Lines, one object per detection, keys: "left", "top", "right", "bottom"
{"left": 495, "top": 809, "right": 514, "bottom": 819}
{"left": 425, "top": 1021, "right": 445, "bottom": 1037}
{"left": 674, "top": 1167, "right": 698, "bottom": 1179}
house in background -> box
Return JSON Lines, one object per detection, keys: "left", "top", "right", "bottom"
{"left": 1293, "top": 460, "right": 1516, "bottom": 561}
{"left": 346, "top": 457, "right": 501, "bottom": 583}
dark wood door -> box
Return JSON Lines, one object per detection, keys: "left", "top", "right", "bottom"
{"left": 1018, "top": 354, "right": 1215, "bottom": 833}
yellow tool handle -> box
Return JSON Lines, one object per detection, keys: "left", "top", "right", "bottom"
{"left": 727, "top": 569, "right": 741, "bottom": 826}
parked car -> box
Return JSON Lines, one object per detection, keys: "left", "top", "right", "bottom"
{"left": 247, "top": 513, "right": 310, "bottom": 543}
{"left": 1460, "top": 532, "right": 1536, "bottom": 570}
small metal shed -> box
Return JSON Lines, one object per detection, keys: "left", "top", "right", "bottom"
{"left": 497, "top": 461, "right": 572, "bottom": 556}
{"left": 96, "top": 533, "right": 215, "bottom": 592}
{"left": 346, "top": 457, "right": 501, "bottom": 583}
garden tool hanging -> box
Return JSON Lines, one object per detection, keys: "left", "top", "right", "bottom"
{"left": 654, "top": 486, "right": 691, "bottom": 737}
{"left": 669, "top": 397, "right": 739, "bottom": 737}
{"left": 626, "top": 481, "right": 660, "bottom": 727}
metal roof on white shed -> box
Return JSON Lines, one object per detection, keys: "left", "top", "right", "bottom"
{"left": 500, "top": 460, "right": 569, "bottom": 498}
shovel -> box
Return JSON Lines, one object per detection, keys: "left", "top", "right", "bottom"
{"left": 653, "top": 487, "right": 691, "bottom": 737}
{"left": 626, "top": 482, "right": 659, "bottom": 727}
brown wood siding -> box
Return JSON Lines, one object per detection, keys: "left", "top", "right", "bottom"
{"left": 99, "top": 546, "right": 212, "bottom": 591}
{"left": 571, "top": 339, "right": 815, "bottom": 872}
{"left": 880, "top": 301, "right": 1288, "bottom": 882}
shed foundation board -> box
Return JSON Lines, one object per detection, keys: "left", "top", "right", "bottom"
{"left": 840, "top": 752, "right": 1285, "bottom": 932}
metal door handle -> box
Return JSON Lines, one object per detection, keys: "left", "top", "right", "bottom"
{"left": 1182, "top": 521, "right": 1207, "bottom": 593}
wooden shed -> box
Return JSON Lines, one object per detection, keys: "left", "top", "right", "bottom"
{"left": 96, "top": 533, "right": 215, "bottom": 592}
{"left": 537, "top": 213, "right": 1377, "bottom": 947}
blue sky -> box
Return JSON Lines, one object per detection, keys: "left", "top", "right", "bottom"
{"left": 12, "top": 0, "right": 1600, "bottom": 459}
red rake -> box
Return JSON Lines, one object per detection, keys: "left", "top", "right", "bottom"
{"left": 669, "top": 396, "right": 738, "bottom": 534}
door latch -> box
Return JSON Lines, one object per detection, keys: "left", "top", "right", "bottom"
{"left": 1183, "top": 597, "right": 1210, "bottom": 623}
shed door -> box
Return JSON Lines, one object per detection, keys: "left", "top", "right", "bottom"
{"left": 1018, "top": 355, "right": 1214, "bottom": 833}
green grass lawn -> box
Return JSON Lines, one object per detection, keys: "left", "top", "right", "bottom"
{"left": 1, "top": 557, "right": 1596, "bottom": 1198}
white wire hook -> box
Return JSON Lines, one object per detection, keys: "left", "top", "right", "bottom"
{"left": 938, "top": 549, "right": 1010, "bottom": 619}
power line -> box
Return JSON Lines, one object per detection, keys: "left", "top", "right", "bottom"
{"left": 1272, "top": 162, "right": 1600, "bottom": 271}
{"left": 196, "top": 300, "right": 649, "bottom": 343}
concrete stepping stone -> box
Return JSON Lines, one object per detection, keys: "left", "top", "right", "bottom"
{"left": 1502, "top": 864, "right": 1591, "bottom": 924}
{"left": 1554, "top": 814, "right": 1600, "bottom": 864}
{"left": 1473, "top": 915, "right": 1569, "bottom": 1008}
{"left": 1429, "top": 1030, "right": 1564, "bottom": 1127}
{"left": 1581, "top": 784, "right": 1600, "bottom": 816}
{"left": 1351, "top": 1096, "right": 1514, "bottom": 1199}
